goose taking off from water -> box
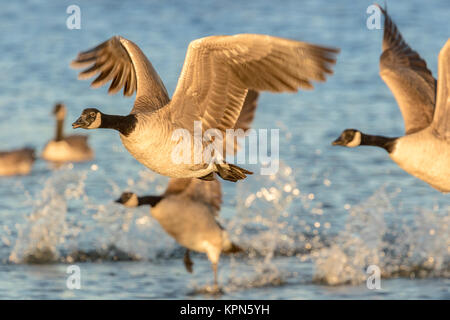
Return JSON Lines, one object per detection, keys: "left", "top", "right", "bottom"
{"left": 0, "top": 147, "right": 35, "bottom": 176}
{"left": 42, "top": 103, "right": 94, "bottom": 163}
{"left": 116, "top": 177, "right": 241, "bottom": 291}
{"left": 333, "top": 6, "right": 450, "bottom": 193}
{"left": 71, "top": 34, "right": 339, "bottom": 182}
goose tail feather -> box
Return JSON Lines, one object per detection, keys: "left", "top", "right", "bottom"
{"left": 223, "top": 242, "right": 243, "bottom": 254}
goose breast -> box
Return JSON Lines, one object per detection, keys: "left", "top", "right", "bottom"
{"left": 390, "top": 128, "right": 450, "bottom": 192}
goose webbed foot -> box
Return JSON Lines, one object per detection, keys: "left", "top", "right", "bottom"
{"left": 198, "top": 172, "right": 215, "bottom": 181}
{"left": 183, "top": 249, "right": 194, "bottom": 273}
{"left": 215, "top": 163, "right": 253, "bottom": 182}
{"left": 205, "top": 263, "right": 223, "bottom": 294}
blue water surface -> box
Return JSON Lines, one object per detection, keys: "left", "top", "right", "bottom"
{"left": 0, "top": 0, "right": 448, "bottom": 299}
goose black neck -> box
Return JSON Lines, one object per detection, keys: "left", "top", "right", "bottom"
{"left": 100, "top": 114, "right": 137, "bottom": 136}
{"left": 55, "top": 119, "right": 64, "bottom": 141}
{"left": 138, "top": 195, "right": 164, "bottom": 207}
{"left": 361, "top": 133, "right": 397, "bottom": 153}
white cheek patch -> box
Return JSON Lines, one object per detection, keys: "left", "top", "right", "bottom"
{"left": 87, "top": 113, "right": 101, "bottom": 129}
{"left": 347, "top": 131, "right": 361, "bottom": 148}
{"left": 124, "top": 194, "right": 139, "bottom": 207}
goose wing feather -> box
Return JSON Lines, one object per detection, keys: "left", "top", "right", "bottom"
{"left": 223, "top": 89, "right": 260, "bottom": 155}
{"left": 71, "top": 36, "right": 170, "bottom": 113}
{"left": 432, "top": 39, "right": 450, "bottom": 141}
{"left": 168, "top": 34, "right": 339, "bottom": 133}
{"left": 164, "top": 178, "right": 222, "bottom": 214}
{"left": 378, "top": 5, "right": 436, "bottom": 134}
{"left": 234, "top": 90, "right": 259, "bottom": 132}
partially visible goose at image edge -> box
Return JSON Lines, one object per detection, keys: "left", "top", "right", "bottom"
{"left": 71, "top": 33, "right": 339, "bottom": 182}
{"left": 333, "top": 5, "right": 450, "bottom": 193}
{"left": 115, "top": 91, "right": 260, "bottom": 292}
{"left": 0, "top": 147, "right": 35, "bottom": 176}
{"left": 42, "top": 103, "right": 94, "bottom": 163}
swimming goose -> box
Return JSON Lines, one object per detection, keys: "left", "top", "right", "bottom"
{"left": 0, "top": 147, "right": 35, "bottom": 176}
{"left": 42, "top": 103, "right": 94, "bottom": 163}
{"left": 116, "top": 177, "right": 241, "bottom": 290}
{"left": 71, "top": 34, "right": 338, "bottom": 181}
{"left": 333, "top": 6, "right": 450, "bottom": 192}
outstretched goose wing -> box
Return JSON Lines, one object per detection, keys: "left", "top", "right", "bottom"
{"left": 71, "top": 36, "right": 170, "bottom": 113}
{"left": 234, "top": 90, "right": 259, "bottom": 132}
{"left": 190, "top": 178, "right": 222, "bottom": 213}
{"left": 168, "top": 34, "right": 338, "bottom": 133}
{"left": 432, "top": 39, "right": 450, "bottom": 141}
{"left": 223, "top": 90, "right": 260, "bottom": 155}
{"left": 164, "top": 178, "right": 193, "bottom": 196}
{"left": 378, "top": 5, "right": 436, "bottom": 134}
{"left": 164, "top": 178, "right": 222, "bottom": 213}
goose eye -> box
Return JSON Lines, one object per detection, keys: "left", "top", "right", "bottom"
{"left": 90, "top": 112, "right": 96, "bottom": 117}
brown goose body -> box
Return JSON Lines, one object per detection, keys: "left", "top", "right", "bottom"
{"left": 0, "top": 148, "right": 35, "bottom": 176}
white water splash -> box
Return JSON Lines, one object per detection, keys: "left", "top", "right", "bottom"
{"left": 7, "top": 168, "right": 172, "bottom": 264}
{"left": 222, "top": 161, "right": 303, "bottom": 289}
{"left": 312, "top": 187, "right": 450, "bottom": 285}
{"left": 9, "top": 168, "right": 86, "bottom": 263}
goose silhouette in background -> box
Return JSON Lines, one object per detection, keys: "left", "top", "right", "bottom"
{"left": 42, "top": 103, "right": 94, "bottom": 163}
{"left": 333, "top": 6, "right": 450, "bottom": 192}
{"left": 116, "top": 178, "right": 242, "bottom": 291}
{"left": 0, "top": 147, "right": 35, "bottom": 176}
{"left": 71, "top": 34, "right": 339, "bottom": 182}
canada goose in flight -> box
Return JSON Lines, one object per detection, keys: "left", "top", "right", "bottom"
{"left": 0, "top": 147, "right": 35, "bottom": 176}
{"left": 71, "top": 34, "right": 339, "bottom": 182}
{"left": 116, "top": 178, "right": 241, "bottom": 291}
{"left": 42, "top": 103, "right": 94, "bottom": 163}
{"left": 333, "top": 6, "right": 450, "bottom": 193}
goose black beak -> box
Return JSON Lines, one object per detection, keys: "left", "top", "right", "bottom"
{"left": 114, "top": 198, "right": 123, "bottom": 204}
{"left": 72, "top": 117, "right": 85, "bottom": 129}
{"left": 332, "top": 137, "right": 344, "bottom": 146}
